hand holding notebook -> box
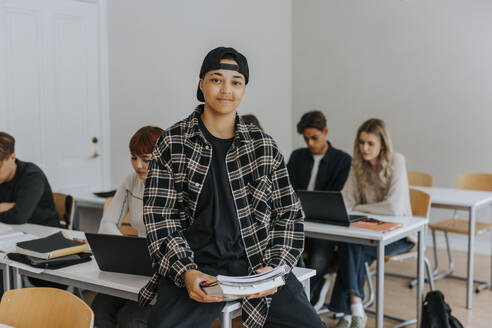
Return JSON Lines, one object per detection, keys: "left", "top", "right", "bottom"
{"left": 201, "top": 265, "right": 290, "bottom": 301}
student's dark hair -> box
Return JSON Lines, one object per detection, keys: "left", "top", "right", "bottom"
{"left": 129, "top": 126, "right": 164, "bottom": 156}
{"left": 0, "top": 132, "right": 15, "bottom": 161}
{"left": 242, "top": 114, "right": 263, "bottom": 131}
{"left": 296, "top": 111, "right": 327, "bottom": 134}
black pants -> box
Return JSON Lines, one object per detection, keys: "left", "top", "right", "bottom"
{"left": 328, "top": 239, "right": 415, "bottom": 314}
{"left": 148, "top": 273, "right": 326, "bottom": 328}
{"left": 304, "top": 238, "right": 336, "bottom": 305}
{"left": 92, "top": 293, "right": 151, "bottom": 328}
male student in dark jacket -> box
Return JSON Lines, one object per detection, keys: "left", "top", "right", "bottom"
{"left": 139, "top": 47, "right": 326, "bottom": 328}
{"left": 287, "top": 111, "right": 352, "bottom": 306}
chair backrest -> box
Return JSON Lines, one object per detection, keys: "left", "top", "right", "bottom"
{"left": 53, "top": 192, "right": 75, "bottom": 229}
{"left": 409, "top": 188, "right": 431, "bottom": 218}
{"left": 103, "top": 197, "right": 138, "bottom": 236}
{"left": 407, "top": 171, "right": 434, "bottom": 187}
{"left": 0, "top": 287, "right": 94, "bottom": 328}
{"left": 456, "top": 173, "right": 492, "bottom": 192}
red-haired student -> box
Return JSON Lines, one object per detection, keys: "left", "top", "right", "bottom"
{"left": 92, "top": 125, "right": 163, "bottom": 328}
{"left": 98, "top": 126, "right": 163, "bottom": 237}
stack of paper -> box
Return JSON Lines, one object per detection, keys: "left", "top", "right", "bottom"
{"left": 0, "top": 233, "right": 38, "bottom": 253}
{"left": 202, "top": 265, "right": 290, "bottom": 301}
{"left": 0, "top": 223, "right": 13, "bottom": 234}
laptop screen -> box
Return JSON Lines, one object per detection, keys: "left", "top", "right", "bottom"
{"left": 86, "top": 233, "right": 154, "bottom": 276}
{"left": 297, "top": 190, "right": 351, "bottom": 225}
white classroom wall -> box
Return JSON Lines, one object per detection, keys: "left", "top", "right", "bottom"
{"left": 107, "top": 1, "right": 492, "bottom": 253}
{"left": 107, "top": 0, "right": 293, "bottom": 186}
{"left": 292, "top": 0, "right": 492, "bottom": 253}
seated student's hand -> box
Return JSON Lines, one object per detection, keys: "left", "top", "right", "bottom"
{"left": 247, "top": 266, "right": 279, "bottom": 300}
{"left": 0, "top": 202, "right": 15, "bottom": 213}
{"left": 183, "top": 269, "right": 223, "bottom": 303}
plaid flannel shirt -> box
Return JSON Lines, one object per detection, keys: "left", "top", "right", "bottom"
{"left": 138, "top": 106, "right": 305, "bottom": 328}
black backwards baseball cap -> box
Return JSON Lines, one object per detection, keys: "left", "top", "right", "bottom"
{"left": 197, "top": 47, "right": 249, "bottom": 102}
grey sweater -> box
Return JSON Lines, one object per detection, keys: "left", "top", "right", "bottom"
{"left": 98, "top": 173, "right": 146, "bottom": 237}
{"left": 342, "top": 153, "right": 414, "bottom": 242}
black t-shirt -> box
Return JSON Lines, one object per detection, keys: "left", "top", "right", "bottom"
{"left": 0, "top": 159, "right": 59, "bottom": 227}
{"left": 184, "top": 117, "right": 248, "bottom": 276}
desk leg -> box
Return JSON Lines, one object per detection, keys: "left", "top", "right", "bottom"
{"left": 303, "top": 277, "right": 311, "bottom": 301}
{"left": 466, "top": 207, "right": 476, "bottom": 309}
{"left": 219, "top": 311, "right": 232, "bottom": 328}
{"left": 2, "top": 264, "right": 10, "bottom": 291}
{"left": 12, "top": 267, "right": 22, "bottom": 289}
{"left": 417, "top": 227, "right": 425, "bottom": 328}
{"left": 376, "top": 242, "right": 384, "bottom": 328}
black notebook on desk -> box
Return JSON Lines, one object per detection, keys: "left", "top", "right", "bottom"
{"left": 86, "top": 233, "right": 154, "bottom": 276}
{"left": 16, "top": 231, "right": 89, "bottom": 259}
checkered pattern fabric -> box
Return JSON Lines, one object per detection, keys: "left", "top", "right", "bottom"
{"left": 138, "top": 106, "right": 305, "bottom": 328}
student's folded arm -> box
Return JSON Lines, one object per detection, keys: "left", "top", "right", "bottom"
{"left": 352, "top": 155, "right": 409, "bottom": 216}
{"left": 98, "top": 177, "right": 131, "bottom": 235}
{"left": 143, "top": 146, "right": 198, "bottom": 288}
{"left": 264, "top": 151, "right": 304, "bottom": 269}
{"left": 0, "top": 171, "right": 45, "bottom": 224}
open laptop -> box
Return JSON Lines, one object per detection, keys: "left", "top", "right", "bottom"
{"left": 85, "top": 233, "right": 154, "bottom": 276}
{"left": 297, "top": 190, "right": 367, "bottom": 226}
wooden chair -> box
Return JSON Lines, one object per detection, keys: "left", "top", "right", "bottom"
{"left": 53, "top": 192, "right": 75, "bottom": 229}
{"left": 407, "top": 170, "right": 433, "bottom": 187}
{"left": 0, "top": 287, "right": 94, "bottom": 328}
{"left": 103, "top": 197, "right": 139, "bottom": 236}
{"left": 364, "top": 188, "right": 434, "bottom": 327}
{"left": 428, "top": 173, "right": 492, "bottom": 289}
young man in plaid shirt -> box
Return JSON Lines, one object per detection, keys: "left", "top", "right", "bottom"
{"left": 139, "top": 47, "right": 326, "bottom": 328}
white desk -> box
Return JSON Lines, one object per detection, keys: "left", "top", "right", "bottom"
{"left": 0, "top": 223, "right": 148, "bottom": 301}
{"left": 304, "top": 215, "right": 428, "bottom": 328}
{"left": 414, "top": 186, "right": 492, "bottom": 309}
{"left": 2, "top": 224, "right": 315, "bottom": 328}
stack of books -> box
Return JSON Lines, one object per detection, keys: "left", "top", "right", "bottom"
{"left": 9, "top": 231, "right": 91, "bottom": 268}
{"left": 16, "top": 231, "right": 89, "bottom": 259}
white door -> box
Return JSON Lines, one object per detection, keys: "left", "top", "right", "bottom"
{"left": 0, "top": 0, "right": 109, "bottom": 192}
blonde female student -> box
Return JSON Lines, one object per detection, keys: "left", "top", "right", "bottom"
{"left": 328, "top": 119, "right": 414, "bottom": 328}
{"left": 92, "top": 125, "right": 163, "bottom": 328}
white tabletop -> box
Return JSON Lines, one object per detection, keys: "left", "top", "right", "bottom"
{"left": 39, "top": 259, "right": 149, "bottom": 294}
{"left": 3, "top": 223, "right": 316, "bottom": 302}
{"left": 414, "top": 186, "right": 492, "bottom": 208}
{"left": 291, "top": 266, "right": 316, "bottom": 281}
{"left": 304, "top": 214, "right": 427, "bottom": 245}
{"left": 14, "top": 223, "right": 86, "bottom": 239}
